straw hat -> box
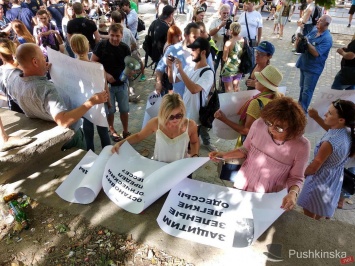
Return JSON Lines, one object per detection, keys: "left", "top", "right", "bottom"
{"left": 254, "top": 65, "right": 283, "bottom": 92}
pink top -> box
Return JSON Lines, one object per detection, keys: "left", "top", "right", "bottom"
{"left": 234, "top": 118, "right": 310, "bottom": 193}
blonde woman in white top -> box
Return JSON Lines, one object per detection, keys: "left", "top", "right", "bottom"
{"left": 112, "top": 94, "right": 199, "bottom": 163}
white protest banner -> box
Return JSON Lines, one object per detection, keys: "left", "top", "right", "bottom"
{"left": 157, "top": 179, "right": 286, "bottom": 249}
{"left": 305, "top": 89, "right": 355, "bottom": 134}
{"left": 102, "top": 142, "right": 209, "bottom": 214}
{"left": 56, "top": 142, "right": 209, "bottom": 213}
{"left": 212, "top": 90, "right": 259, "bottom": 140}
{"left": 47, "top": 48, "right": 108, "bottom": 127}
{"left": 213, "top": 88, "right": 287, "bottom": 140}
{"left": 56, "top": 149, "right": 99, "bottom": 203}
{"left": 142, "top": 91, "right": 162, "bottom": 129}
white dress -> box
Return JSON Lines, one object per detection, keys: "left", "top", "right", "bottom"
{"left": 153, "top": 120, "right": 190, "bottom": 163}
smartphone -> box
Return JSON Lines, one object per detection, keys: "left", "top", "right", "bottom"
{"left": 168, "top": 55, "right": 176, "bottom": 62}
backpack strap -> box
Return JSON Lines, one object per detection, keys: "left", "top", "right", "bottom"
{"left": 256, "top": 98, "right": 264, "bottom": 110}
{"left": 199, "top": 67, "right": 215, "bottom": 108}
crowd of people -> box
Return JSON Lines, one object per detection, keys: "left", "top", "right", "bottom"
{"left": 0, "top": 0, "right": 354, "bottom": 221}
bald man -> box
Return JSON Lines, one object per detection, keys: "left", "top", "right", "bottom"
{"left": 6, "top": 43, "right": 108, "bottom": 128}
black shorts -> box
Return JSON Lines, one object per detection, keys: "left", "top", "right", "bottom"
{"left": 349, "top": 5, "right": 355, "bottom": 15}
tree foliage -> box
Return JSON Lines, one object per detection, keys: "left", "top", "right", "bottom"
{"left": 248, "top": 0, "right": 336, "bottom": 10}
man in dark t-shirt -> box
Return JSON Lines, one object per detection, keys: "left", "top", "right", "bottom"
{"left": 47, "top": 0, "right": 64, "bottom": 34}
{"left": 92, "top": 23, "right": 132, "bottom": 142}
{"left": 67, "top": 2, "right": 99, "bottom": 50}
{"left": 331, "top": 39, "right": 355, "bottom": 90}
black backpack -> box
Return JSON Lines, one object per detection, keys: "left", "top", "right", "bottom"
{"left": 199, "top": 68, "right": 220, "bottom": 129}
{"left": 143, "top": 20, "right": 162, "bottom": 65}
{"left": 239, "top": 38, "right": 253, "bottom": 75}
{"left": 137, "top": 18, "right": 145, "bottom": 32}
{"left": 311, "top": 5, "right": 322, "bottom": 25}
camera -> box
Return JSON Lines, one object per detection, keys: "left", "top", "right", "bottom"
{"left": 296, "top": 34, "right": 308, "bottom": 53}
{"left": 225, "top": 18, "right": 233, "bottom": 30}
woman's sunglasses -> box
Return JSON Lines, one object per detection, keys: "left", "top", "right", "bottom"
{"left": 333, "top": 99, "right": 344, "bottom": 115}
{"left": 169, "top": 113, "right": 183, "bottom": 121}
{"left": 265, "top": 120, "right": 285, "bottom": 133}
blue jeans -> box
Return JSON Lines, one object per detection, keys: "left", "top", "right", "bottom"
{"left": 83, "top": 117, "right": 111, "bottom": 152}
{"left": 106, "top": 83, "right": 129, "bottom": 114}
{"left": 331, "top": 71, "right": 355, "bottom": 90}
{"left": 198, "top": 125, "right": 211, "bottom": 145}
{"left": 298, "top": 70, "right": 320, "bottom": 112}
{"left": 179, "top": 0, "right": 185, "bottom": 13}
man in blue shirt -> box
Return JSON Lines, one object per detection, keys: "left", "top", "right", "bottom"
{"left": 155, "top": 22, "right": 214, "bottom": 97}
{"left": 6, "top": 0, "right": 34, "bottom": 33}
{"left": 155, "top": 23, "right": 216, "bottom": 151}
{"left": 296, "top": 15, "right": 332, "bottom": 112}
{"left": 47, "top": 0, "right": 64, "bottom": 35}
{"left": 21, "top": 0, "right": 43, "bottom": 16}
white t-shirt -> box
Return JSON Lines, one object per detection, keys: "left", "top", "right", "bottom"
{"left": 209, "top": 18, "right": 226, "bottom": 51}
{"left": 303, "top": 2, "right": 315, "bottom": 25}
{"left": 122, "top": 27, "right": 137, "bottom": 51}
{"left": 238, "top": 11, "right": 263, "bottom": 41}
{"left": 177, "top": 66, "right": 214, "bottom": 125}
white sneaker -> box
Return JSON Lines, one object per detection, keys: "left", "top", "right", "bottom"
{"left": 294, "top": 52, "right": 301, "bottom": 55}
{"left": 203, "top": 143, "right": 217, "bottom": 152}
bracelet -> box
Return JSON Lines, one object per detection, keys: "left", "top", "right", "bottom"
{"left": 289, "top": 189, "right": 299, "bottom": 197}
{"left": 191, "top": 154, "right": 199, "bottom": 157}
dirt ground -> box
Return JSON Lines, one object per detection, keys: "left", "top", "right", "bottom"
{"left": 0, "top": 197, "right": 192, "bottom": 266}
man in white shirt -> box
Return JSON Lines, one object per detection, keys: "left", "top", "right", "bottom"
{"left": 167, "top": 37, "right": 215, "bottom": 149}
{"left": 238, "top": 1, "right": 263, "bottom": 66}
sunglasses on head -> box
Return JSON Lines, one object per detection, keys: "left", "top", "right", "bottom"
{"left": 333, "top": 99, "right": 344, "bottom": 115}
{"left": 265, "top": 120, "right": 285, "bottom": 133}
{"left": 169, "top": 113, "right": 183, "bottom": 121}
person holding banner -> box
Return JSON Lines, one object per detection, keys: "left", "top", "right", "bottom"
{"left": 112, "top": 93, "right": 199, "bottom": 163}
{"left": 298, "top": 100, "right": 355, "bottom": 219}
{"left": 6, "top": 43, "right": 108, "bottom": 130}
{"left": 210, "top": 97, "right": 310, "bottom": 211}
{"left": 70, "top": 34, "right": 111, "bottom": 152}
{"left": 215, "top": 65, "right": 282, "bottom": 147}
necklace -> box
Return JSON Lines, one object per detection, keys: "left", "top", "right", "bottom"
{"left": 268, "top": 130, "right": 286, "bottom": 146}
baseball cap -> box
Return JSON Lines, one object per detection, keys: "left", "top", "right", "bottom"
{"left": 255, "top": 41, "right": 275, "bottom": 55}
{"left": 187, "top": 37, "right": 210, "bottom": 55}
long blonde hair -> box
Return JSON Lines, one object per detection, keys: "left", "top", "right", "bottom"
{"left": 11, "top": 20, "right": 35, "bottom": 44}
{"left": 158, "top": 94, "right": 186, "bottom": 129}
{"left": 0, "top": 38, "right": 17, "bottom": 63}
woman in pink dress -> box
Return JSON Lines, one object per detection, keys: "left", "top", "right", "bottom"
{"left": 210, "top": 97, "right": 310, "bottom": 211}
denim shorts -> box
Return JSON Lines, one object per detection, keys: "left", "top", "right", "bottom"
{"left": 106, "top": 83, "right": 129, "bottom": 114}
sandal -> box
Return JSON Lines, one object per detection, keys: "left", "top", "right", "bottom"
{"left": 110, "top": 132, "right": 123, "bottom": 142}
{"left": 122, "top": 131, "right": 131, "bottom": 139}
